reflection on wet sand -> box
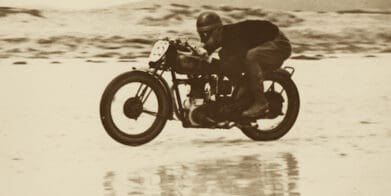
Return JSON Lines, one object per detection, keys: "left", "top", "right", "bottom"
{"left": 103, "top": 153, "right": 299, "bottom": 195}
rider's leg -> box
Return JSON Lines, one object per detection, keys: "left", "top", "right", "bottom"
{"left": 241, "top": 31, "right": 292, "bottom": 118}
{"left": 241, "top": 50, "right": 269, "bottom": 117}
{"left": 241, "top": 39, "right": 290, "bottom": 117}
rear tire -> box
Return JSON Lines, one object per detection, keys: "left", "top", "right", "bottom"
{"left": 100, "top": 71, "right": 170, "bottom": 146}
{"left": 240, "top": 73, "right": 300, "bottom": 141}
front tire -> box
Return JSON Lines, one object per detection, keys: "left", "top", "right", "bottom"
{"left": 100, "top": 71, "right": 170, "bottom": 146}
{"left": 240, "top": 73, "right": 300, "bottom": 141}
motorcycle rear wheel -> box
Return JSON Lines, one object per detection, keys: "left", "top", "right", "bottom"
{"left": 240, "top": 73, "right": 300, "bottom": 141}
{"left": 100, "top": 71, "right": 170, "bottom": 146}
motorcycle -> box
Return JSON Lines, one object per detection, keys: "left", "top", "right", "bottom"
{"left": 100, "top": 38, "right": 300, "bottom": 146}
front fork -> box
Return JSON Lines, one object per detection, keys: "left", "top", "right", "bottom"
{"left": 135, "top": 69, "right": 162, "bottom": 104}
{"left": 134, "top": 68, "right": 183, "bottom": 121}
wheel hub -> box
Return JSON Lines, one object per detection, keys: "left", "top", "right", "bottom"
{"left": 123, "top": 97, "right": 143, "bottom": 119}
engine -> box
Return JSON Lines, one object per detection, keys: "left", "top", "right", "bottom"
{"left": 183, "top": 75, "right": 235, "bottom": 127}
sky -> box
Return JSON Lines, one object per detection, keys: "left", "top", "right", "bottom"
{"left": 0, "top": 0, "right": 390, "bottom": 10}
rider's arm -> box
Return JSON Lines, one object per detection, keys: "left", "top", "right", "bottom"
{"left": 177, "top": 39, "right": 219, "bottom": 74}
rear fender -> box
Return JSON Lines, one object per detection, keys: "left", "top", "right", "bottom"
{"left": 268, "top": 66, "right": 295, "bottom": 79}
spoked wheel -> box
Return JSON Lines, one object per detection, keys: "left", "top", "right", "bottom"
{"left": 100, "top": 71, "right": 170, "bottom": 146}
{"left": 240, "top": 72, "right": 300, "bottom": 141}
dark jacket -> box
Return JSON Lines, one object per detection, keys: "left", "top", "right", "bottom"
{"left": 216, "top": 20, "right": 280, "bottom": 81}
{"left": 221, "top": 20, "right": 279, "bottom": 55}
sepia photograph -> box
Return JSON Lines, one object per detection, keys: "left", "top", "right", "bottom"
{"left": 1, "top": 0, "right": 390, "bottom": 195}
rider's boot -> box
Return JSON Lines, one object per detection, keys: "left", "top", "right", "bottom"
{"left": 242, "top": 66, "right": 269, "bottom": 118}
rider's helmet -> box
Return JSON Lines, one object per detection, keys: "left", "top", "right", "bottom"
{"left": 196, "top": 11, "right": 223, "bottom": 43}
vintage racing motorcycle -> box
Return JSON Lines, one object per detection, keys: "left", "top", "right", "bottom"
{"left": 100, "top": 38, "right": 300, "bottom": 146}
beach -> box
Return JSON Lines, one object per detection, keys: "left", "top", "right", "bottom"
{"left": 1, "top": 2, "right": 391, "bottom": 195}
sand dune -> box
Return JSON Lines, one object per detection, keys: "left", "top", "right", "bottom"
{"left": 0, "top": 3, "right": 390, "bottom": 60}
{"left": 0, "top": 6, "right": 43, "bottom": 18}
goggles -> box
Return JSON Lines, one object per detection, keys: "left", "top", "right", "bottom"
{"left": 197, "top": 23, "right": 222, "bottom": 42}
{"left": 198, "top": 29, "right": 214, "bottom": 41}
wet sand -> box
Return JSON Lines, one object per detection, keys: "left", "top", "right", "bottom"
{"left": 0, "top": 55, "right": 390, "bottom": 195}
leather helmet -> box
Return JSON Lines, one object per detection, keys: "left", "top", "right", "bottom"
{"left": 196, "top": 12, "right": 222, "bottom": 42}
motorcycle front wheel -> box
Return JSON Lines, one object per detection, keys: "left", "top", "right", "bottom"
{"left": 240, "top": 72, "right": 300, "bottom": 141}
{"left": 100, "top": 71, "right": 170, "bottom": 146}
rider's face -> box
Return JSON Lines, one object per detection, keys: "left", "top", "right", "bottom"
{"left": 199, "top": 29, "right": 214, "bottom": 43}
{"left": 203, "top": 28, "right": 222, "bottom": 53}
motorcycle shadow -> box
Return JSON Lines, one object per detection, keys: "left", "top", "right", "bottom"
{"left": 190, "top": 137, "right": 262, "bottom": 147}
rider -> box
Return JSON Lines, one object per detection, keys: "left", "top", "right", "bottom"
{"left": 196, "top": 11, "right": 292, "bottom": 118}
